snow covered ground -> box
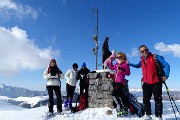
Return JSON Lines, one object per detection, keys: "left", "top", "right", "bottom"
{"left": 0, "top": 100, "right": 180, "bottom": 120}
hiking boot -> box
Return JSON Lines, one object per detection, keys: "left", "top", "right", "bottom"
{"left": 117, "top": 111, "right": 123, "bottom": 117}
{"left": 120, "top": 109, "right": 128, "bottom": 116}
{"left": 155, "top": 115, "right": 163, "bottom": 120}
{"left": 65, "top": 107, "right": 70, "bottom": 111}
{"left": 64, "top": 99, "right": 68, "bottom": 108}
{"left": 58, "top": 111, "right": 64, "bottom": 115}
{"left": 116, "top": 109, "right": 127, "bottom": 117}
{"left": 142, "top": 114, "right": 152, "bottom": 120}
{"left": 68, "top": 99, "right": 73, "bottom": 109}
{"left": 124, "top": 109, "right": 128, "bottom": 116}
{"left": 47, "top": 112, "right": 53, "bottom": 116}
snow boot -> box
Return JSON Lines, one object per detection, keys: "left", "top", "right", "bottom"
{"left": 68, "top": 98, "right": 73, "bottom": 109}
{"left": 47, "top": 112, "right": 53, "bottom": 116}
{"left": 57, "top": 111, "right": 64, "bottom": 115}
{"left": 116, "top": 108, "right": 128, "bottom": 117}
{"left": 64, "top": 99, "right": 68, "bottom": 110}
{"left": 142, "top": 114, "right": 153, "bottom": 120}
{"left": 154, "top": 117, "right": 163, "bottom": 120}
{"left": 121, "top": 108, "right": 128, "bottom": 116}
{"left": 117, "top": 110, "right": 123, "bottom": 117}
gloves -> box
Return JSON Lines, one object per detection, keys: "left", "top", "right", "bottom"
{"left": 80, "top": 74, "right": 87, "bottom": 80}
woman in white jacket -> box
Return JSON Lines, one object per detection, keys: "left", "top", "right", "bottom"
{"left": 43, "top": 59, "right": 64, "bottom": 116}
{"left": 64, "top": 63, "right": 78, "bottom": 110}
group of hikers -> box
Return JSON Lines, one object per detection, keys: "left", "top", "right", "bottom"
{"left": 43, "top": 44, "right": 170, "bottom": 120}
{"left": 43, "top": 60, "right": 90, "bottom": 116}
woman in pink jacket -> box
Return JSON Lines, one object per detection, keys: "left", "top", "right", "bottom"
{"left": 109, "top": 52, "right": 130, "bottom": 117}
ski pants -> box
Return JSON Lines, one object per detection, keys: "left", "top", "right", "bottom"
{"left": 80, "top": 81, "right": 89, "bottom": 97}
{"left": 66, "top": 83, "right": 76, "bottom": 99}
{"left": 46, "top": 85, "right": 62, "bottom": 113}
{"left": 142, "top": 82, "right": 163, "bottom": 117}
{"left": 112, "top": 82, "right": 127, "bottom": 109}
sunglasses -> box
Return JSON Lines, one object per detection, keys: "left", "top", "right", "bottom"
{"left": 116, "top": 56, "right": 122, "bottom": 59}
{"left": 140, "top": 49, "right": 148, "bottom": 53}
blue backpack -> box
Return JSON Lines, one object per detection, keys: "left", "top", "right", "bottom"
{"left": 126, "top": 94, "right": 144, "bottom": 118}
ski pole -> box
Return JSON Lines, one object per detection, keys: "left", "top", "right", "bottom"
{"left": 163, "top": 82, "right": 178, "bottom": 120}
{"left": 163, "top": 82, "right": 180, "bottom": 115}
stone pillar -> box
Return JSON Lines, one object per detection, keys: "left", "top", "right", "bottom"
{"left": 88, "top": 71, "right": 114, "bottom": 108}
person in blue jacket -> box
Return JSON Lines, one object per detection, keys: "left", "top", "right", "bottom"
{"left": 127, "top": 45, "right": 170, "bottom": 119}
{"left": 77, "top": 62, "right": 90, "bottom": 97}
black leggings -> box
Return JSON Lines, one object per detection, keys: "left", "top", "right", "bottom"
{"left": 66, "top": 83, "right": 76, "bottom": 99}
{"left": 80, "top": 82, "right": 89, "bottom": 96}
{"left": 46, "top": 86, "right": 62, "bottom": 112}
{"left": 112, "top": 82, "right": 127, "bottom": 108}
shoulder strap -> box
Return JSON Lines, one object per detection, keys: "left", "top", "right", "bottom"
{"left": 154, "top": 54, "right": 157, "bottom": 58}
{"left": 154, "top": 54, "right": 165, "bottom": 79}
{"left": 154, "top": 54, "right": 160, "bottom": 68}
{"left": 48, "top": 67, "right": 50, "bottom": 74}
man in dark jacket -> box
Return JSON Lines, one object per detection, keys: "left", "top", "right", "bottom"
{"left": 78, "top": 62, "right": 90, "bottom": 97}
{"left": 128, "top": 45, "right": 170, "bottom": 119}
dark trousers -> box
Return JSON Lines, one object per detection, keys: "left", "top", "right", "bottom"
{"left": 80, "top": 82, "right": 89, "bottom": 97}
{"left": 143, "top": 82, "right": 163, "bottom": 117}
{"left": 46, "top": 86, "right": 62, "bottom": 113}
{"left": 66, "top": 83, "right": 76, "bottom": 99}
{"left": 112, "top": 82, "right": 127, "bottom": 109}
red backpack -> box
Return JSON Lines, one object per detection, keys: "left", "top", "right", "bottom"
{"left": 71, "top": 93, "right": 88, "bottom": 113}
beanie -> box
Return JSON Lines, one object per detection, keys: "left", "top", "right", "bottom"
{"left": 81, "top": 62, "right": 86, "bottom": 67}
{"left": 50, "top": 59, "right": 56, "bottom": 64}
{"left": 72, "top": 63, "right": 78, "bottom": 68}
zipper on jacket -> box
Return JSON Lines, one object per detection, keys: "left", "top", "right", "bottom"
{"left": 142, "top": 59, "right": 149, "bottom": 84}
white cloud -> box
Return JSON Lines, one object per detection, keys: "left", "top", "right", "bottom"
{"left": 154, "top": 42, "right": 180, "bottom": 57}
{"left": 0, "top": 0, "right": 38, "bottom": 20}
{"left": 127, "top": 47, "right": 139, "bottom": 57}
{"left": 0, "top": 26, "right": 59, "bottom": 76}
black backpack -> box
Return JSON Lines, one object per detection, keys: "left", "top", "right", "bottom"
{"left": 154, "top": 54, "right": 165, "bottom": 81}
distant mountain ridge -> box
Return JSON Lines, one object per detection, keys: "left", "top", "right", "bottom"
{"left": 0, "top": 83, "right": 180, "bottom": 109}
{"left": 0, "top": 84, "right": 47, "bottom": 98}
{"left": 0, "top": 83, "right": 79, "bottom": 109}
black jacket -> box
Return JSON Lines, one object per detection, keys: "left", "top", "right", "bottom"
{"left": 77, "top": 68, "right": 90, "bottom": 83}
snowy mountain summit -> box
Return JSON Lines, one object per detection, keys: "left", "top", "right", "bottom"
{"left": 0, "top": 100, "right": 180, "bottom": 120}
{"left": 0, "top": 84, "right": 180, "bottom": 120}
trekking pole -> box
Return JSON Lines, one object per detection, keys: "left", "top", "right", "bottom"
{"left": 163, "top": 82, "right": 180, "bottom": 115}
{"left": 163, "top": 82, "right": 178, "bottom": 120}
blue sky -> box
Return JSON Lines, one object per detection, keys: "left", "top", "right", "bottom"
{"left": 0, "top": 0, "right": 180, "bottom": 91}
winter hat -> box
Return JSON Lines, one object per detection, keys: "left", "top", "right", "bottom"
{"left": 72, "top": 63, "right": 78, "bottom": 68}
{"left": 81, "top": 62, "right": 86, "bottom": 67}
{"left": 50, "top": 59, "right": 56, "bottom": 64}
